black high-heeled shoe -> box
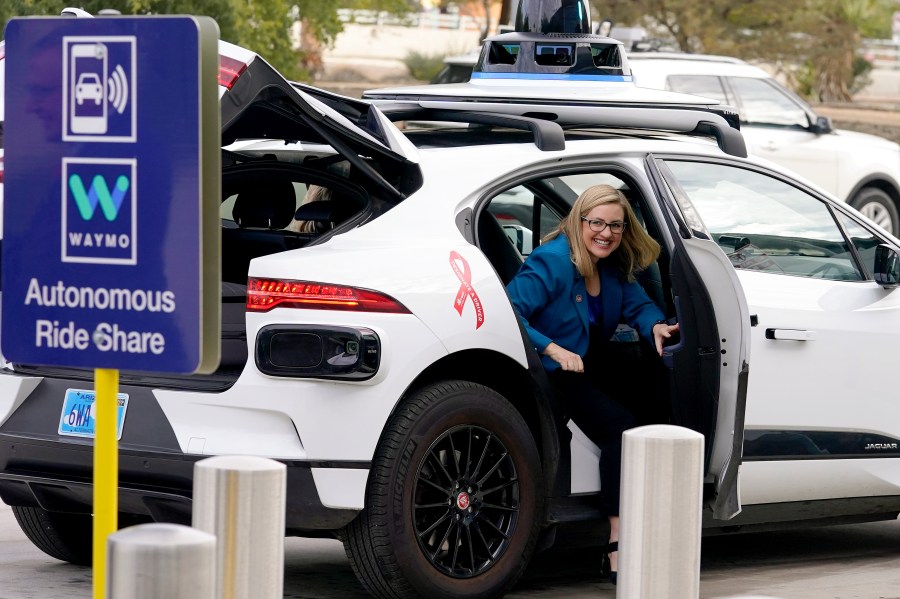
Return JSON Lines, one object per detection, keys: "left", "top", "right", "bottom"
{"left": 602, "top": 541, "right": 618, "bottom": 585}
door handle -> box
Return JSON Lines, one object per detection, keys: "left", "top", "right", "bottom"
{"left": 762, "top": 140, "right": 778, "bottom": 151}
{"left": 765, "top": 328, "right": 815, "bottom": 341}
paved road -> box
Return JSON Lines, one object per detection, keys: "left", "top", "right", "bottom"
{"left": 1, "top": 502, "right": 899, "bottom": 598}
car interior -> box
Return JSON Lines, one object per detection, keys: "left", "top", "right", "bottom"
{"left": 216, "top": 157, "right": 371, "bottom": 377}
{"left": 477, "top": 170, "right": 675, "bottom": 428}
{"left": 219, "top": 160, "right": 369, "bottom": 285}
{"left": 479, "top": 171, "right": 672, "bottom": 313}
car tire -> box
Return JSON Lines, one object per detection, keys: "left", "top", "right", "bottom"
{"left": 343, "top": 380, "right": 543, "bottom": 599}
{"left": 11, "top": 505, "right": 92, "bottom": 566}
{"left": 850, "top": 187, "right": 899, "bottom": 236}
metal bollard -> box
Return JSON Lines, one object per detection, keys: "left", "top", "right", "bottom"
{"left": 618, "top": 425, "right": 704, "bottom": 599}
{"left": 107, "top": 523, "right": 216, "bottom": 599}
{"left": 192, "top": 455, "right": 287, "bottom": 599}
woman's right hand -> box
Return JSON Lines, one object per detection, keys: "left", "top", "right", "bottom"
{"left": 544, "top": 342, "right": 584, "bottom": 373}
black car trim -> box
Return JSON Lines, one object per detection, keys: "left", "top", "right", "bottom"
{"left": 304, "top": 460, "right": 371, "bottom": 469}
{"left": 704, "top": 495, "right": 900, "bottom": 530}
{"left": 378, "top": 104, "right": 566, "bottom": 152}
{"left": 0, "top": 438, "right": 368, "bottom": 530}
{"left": 744, "top": 429, "right": 900, "bottom": 461}
{"left": 372, "top": 100, "right": 747, "bottom": 158}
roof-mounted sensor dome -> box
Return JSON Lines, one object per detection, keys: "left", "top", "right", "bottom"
{"left": 514, "top": 0, "right": 591, "bottom": 34}
{"left": 469, "top": 0, "right": 632, "bottom": 82}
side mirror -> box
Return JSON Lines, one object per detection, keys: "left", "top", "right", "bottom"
{"left": 874, "top": 244, "right": 900, "bottom": 288}
{"left": 810, "top": 115, "right": 833, "bottom": 135}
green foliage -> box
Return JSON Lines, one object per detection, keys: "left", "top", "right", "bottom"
{"left": 1, "top": 0, "right": 414, "bottom": 81}
{"left": 849, "top": 54, "right": 875, "bottom": 94}
{"left": 794, "top": 54, "right": 873, "bottom": 100}
{"left": 403, "top": 50, "right": 446, "bottom": 81}
{"left": 231, "top": 0, "right": 297, "bottom": 78}
{"left": 592, "top": 0, "right": 895, "bottom": 102}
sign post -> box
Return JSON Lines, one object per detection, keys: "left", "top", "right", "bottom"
{"left": 3, "top": 15, "right": 220, "bottom": 599}
{"left": 94, "top": 367, "right": 118, "bottom": 596}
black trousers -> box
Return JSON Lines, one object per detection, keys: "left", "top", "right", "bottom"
{"left": 549, "top": 337, "right": 669, "bottom": 517}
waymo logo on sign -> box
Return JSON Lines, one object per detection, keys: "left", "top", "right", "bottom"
{"left": 62, "top": 158, "right": 137, "bottom": 265}
{"left": 69, "top": 173, "right": 130, "bottom": 222}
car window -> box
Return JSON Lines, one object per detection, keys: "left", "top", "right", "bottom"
{"left": 727, "top": 77, "right": 808, "bottom": 128}
{"left": 661, "top": 160, "right": 864, "bottom": 281}
{"left": 666, "top": 74, "right": 729, "bottom": 104}
{"left": 488, "top": 185, "right": 558, "bottom": 255}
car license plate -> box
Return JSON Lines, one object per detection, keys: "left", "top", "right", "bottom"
{"left": 58, "top": 388, "right": 129, "bottom": 440}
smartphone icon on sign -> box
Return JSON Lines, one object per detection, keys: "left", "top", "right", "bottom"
{"left": 70, "top": 43, "right": 108, "bottom": 134}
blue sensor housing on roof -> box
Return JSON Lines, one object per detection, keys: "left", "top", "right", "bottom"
{"left": 472, "top": 31, "right": 632, "bottom": 82}
{"left": 469, "top": 0, "right": 630, "bottom": 82}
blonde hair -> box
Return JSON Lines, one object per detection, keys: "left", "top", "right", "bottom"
{"left": 545, "top": 184, "right": 660, "bottom": 281}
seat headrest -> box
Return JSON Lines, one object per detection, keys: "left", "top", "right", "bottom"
{"left": 293, "top": 199, "right": 353, "bottom": 223}
{"left": 232, "top": 179, "right": 296, "bottom": 229}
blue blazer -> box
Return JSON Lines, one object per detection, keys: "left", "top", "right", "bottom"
{"left": 506, "top": 235, "right": 665, "bottom": 372}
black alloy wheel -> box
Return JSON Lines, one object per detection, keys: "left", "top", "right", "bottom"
{"left": 343, "top": 380, "right": 543, "bottom": 599}
{"left": 413, "top": 424, "right": 521, "bottom": 578}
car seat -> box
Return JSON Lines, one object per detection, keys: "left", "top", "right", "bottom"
{"left": 629, "top": 199, "right": 666, "bottom": 310}
{"left": 477, "top": 211, "right": 524, "bottom": 285}
{"left": 222, "top": 178, "right": 302, "bottom": 284}
{"left": 231, "top": 179, "right": 297, "bottom": 229}
{"left": 292, "top": 198, "right": 356, "bottom": 231}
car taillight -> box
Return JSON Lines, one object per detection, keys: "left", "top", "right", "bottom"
{"left": 218, "top": 55, "right": 247, "bottom": 90}
{"left": 247, "top": 278, "right": 410, "bottom": 314}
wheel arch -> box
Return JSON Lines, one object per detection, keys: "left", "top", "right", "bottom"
{"left": 392, "top": 348, "right": 566, "bottom": 506}
{"left": 846, "top": 173, "right": 900, "bottom": 209}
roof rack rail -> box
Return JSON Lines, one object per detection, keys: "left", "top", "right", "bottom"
{"left": 374, "top": 101, "right": 747, "bottom": 158}
{"left": 377, "top": 104, "right": 566, "bottom": 152}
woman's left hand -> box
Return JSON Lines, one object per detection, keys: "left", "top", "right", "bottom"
{"left": 652, "top": 322, "right": 680, "bottom": 356}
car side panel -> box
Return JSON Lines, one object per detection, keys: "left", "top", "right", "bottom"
{"left": 741, "top": 459, "right": 900, "bottom": 505}
{"left": 156, "top": 311, "right": 448, "bottom": 462}
{"left": 740, "top": 127, "right": 839, "bottom": 195}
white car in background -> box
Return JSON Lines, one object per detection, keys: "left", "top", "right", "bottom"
{"left": 628, "top": 52, "right": 900, "bottom": 236}
{"left": 430, "top": 48, "right": 481, "bottom": 84}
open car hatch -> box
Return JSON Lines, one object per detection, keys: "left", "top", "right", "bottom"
{"left": 217, "top": 40, "right": 421, "bottom": 201}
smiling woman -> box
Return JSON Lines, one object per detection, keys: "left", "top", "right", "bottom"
{"left": 505, "top": 183, "right": 677, "bottom": 584}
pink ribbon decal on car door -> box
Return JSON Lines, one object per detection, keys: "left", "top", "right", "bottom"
{"left": 449, "top": 250, "right": 484, "bottom": 329}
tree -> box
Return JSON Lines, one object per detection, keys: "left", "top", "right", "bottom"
{"left": 591, "top": 0, "right": 893, "bottom": 102}
{"left": 0, "top": 0, "right": 414, "bottom": 80}
{"left": 293, "top": 0, "right": 414, "bottom": 79}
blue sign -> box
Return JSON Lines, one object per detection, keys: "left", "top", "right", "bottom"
{"left": 2, "top": 17, "right": 220, "bottom": 374}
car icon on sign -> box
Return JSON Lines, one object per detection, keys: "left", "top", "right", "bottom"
{"left": 75, "top": 72, "right": 103, "bottom": 105}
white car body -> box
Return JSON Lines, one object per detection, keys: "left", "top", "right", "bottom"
{"left": 3, "top": 30, "right": 900, "bottom": 599}
{"left": 628, "top": 52, "right": 900, "bottom": 235}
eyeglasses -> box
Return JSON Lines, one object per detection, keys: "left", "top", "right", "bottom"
{"left": 581, "top": 216, "right": 627, "bottom": 234}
